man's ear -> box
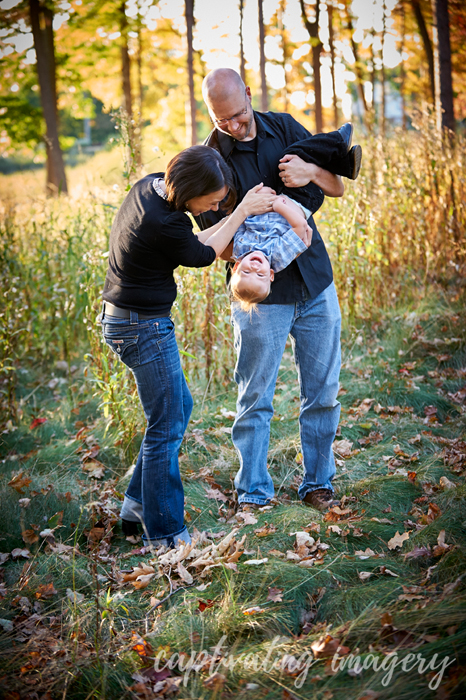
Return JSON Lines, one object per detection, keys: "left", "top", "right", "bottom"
{"left": 245, "top": 86, "right": 252, "bottom": 101}
{"left": 270, "top": 269, "right": 275, "bottom": 281}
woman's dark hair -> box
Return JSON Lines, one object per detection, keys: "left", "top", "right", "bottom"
{"left": 165, "top": 145, "right": 236, "bottom": 213}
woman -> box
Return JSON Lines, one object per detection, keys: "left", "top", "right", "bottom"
{"left": 101, "top": 145, "right": 276, "bottom": 549}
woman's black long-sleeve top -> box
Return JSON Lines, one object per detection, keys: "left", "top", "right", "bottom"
{"left": 103, "top": 173, "right": 216, "bottom": 316}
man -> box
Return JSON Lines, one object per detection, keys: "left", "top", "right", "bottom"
{"left": 196, "top": 68, "right": 343, "bottom": 512}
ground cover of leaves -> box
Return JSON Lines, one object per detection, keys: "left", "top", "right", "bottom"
{"left": 0, "top": 291, "right": 465, "bottom": 700}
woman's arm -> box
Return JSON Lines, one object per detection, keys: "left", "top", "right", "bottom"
{"left": 195, "top": 216, "right": 229, "bottom": 243}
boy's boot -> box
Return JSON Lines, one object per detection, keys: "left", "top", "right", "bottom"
{"left": 337, "top": 122, "right": 353, "bottom": 151}
{"left": 338, "top": 122, "right": 362, "bottom": 179}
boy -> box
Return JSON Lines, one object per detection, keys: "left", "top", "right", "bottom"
{"left": 229, "top": 122, "right": 362, "bottom": 310}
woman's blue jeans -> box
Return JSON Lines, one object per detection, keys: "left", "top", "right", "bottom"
{"left": 101, "top": 313, "right": 192, "bottom": 548}
{"left": 231, "top": 282, "right": 341, "bottom": 505}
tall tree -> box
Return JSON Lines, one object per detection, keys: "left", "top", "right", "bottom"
{"left": 431, "top": 0, "right": 455, "bottom": 132}
{"left": 185, "top": 0, "right": 197, "bottom": 145}
{"left": 278, "top": 0, "right": 289, "bottom": 111}
{"left": 239, "top": 0, "right": 246, "bottom": 83}
{"left": 299, "top": 0, "right": 323, "bottom": 132}
{"left": 380, "top": 0, "right": 386, "bottom": 138}
{"left": 328, "top": 1, "right": 339, "bottom": 129}
{"left": 258, "top": 0, "right": 268, "bottom": 111}
{"left": 344, "top": 0, "right": 369, "bottom": 127}
{"left": 29, "top": 0, "right": 67, "bottom": 195}
{"left": 410, "top": 0, "right": 436, "bottom": 103}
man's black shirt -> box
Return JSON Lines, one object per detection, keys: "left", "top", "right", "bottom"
{"left": 195, "top": 110, "right": 334, "bottom": 304}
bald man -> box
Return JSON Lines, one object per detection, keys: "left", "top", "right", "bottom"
{"left": 196, "top": 68, "right": 344, "bottom": 513}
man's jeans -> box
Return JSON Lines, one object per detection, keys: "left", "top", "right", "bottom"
{"left": 101, "top": 314, "right": 192, "bottom": 548}
{"left": 231, "top": 282, "right": 341, "bottom": 505}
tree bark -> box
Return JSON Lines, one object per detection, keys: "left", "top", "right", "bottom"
{"left": 398, "top": 0, "right": 407, "bottom": 129}
{"left": 410, "top": 0, "right": 436, "bottom": 103}
{"left": 258, "top": 0, "right": 268, "bottom": 111}
{"left": 239, "top": 0, "right": 246, "bottom": 83}
{"left": 345, "top": 1, "right": 369, "bottom": 126}
{"left": 29, "top": 0, "right": 68, "bottom": 196}
{"left": 431, "top": 0, "right": 455, "bottom": 132}
{"left": 328, "top": 2, "right": 339, "bottom": 129}
{"left": 185, "top": 0, "right": 197, "bottom": 145}
{"left": 120, "top": 2, "right": 133, "bottom": 121}
{"left": 299, "top": 0, "right": 322, "bottom": 132}
{"left": 278, "top": 0, "right": 288, "bottom": 111}
{"left": 135, "top": 1, "right": 143, "bottom": 167}
{"left": 380, "top": 0, "right": 386, "bottom": 139}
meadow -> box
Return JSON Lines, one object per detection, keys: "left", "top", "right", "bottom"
{"left": 0, "top": 119, "right": 465, "bottom": 699}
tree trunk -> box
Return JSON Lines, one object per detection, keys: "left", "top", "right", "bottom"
{"left": 278, "top": 0, "right": 288, "bottom": 111}
{"left": 345, "top": 1, "right": 369, "bottom": 127}
{"left": 328, "top": 2, "right": 338, "bottom": 129}
{"left": 299, "top": 0, "right": 322, "bottom": 132}
{"left": 431, "top": 0, "right": 455, "bottom": 132}
{"left": 258, "top": 0, "right": 268, "bottom": 111}
{"left": 120, "top": 2, "right": 132, "bottom": 121}
{"left": 327, "top": 2, "right": 338, "bottom": 129}
{"left": 120, "top": 0, "right": 138, "bottom": 172}
{"left": 135, "top": 1, "right": 143, "bottom": 168}
{"left": 239, "top": 0, "right": 246, "bottom": 83}
{"left": 370, "top": 32, "right": 377, "bottom": 129}
{"left": 380, "top": 0, "right": 386, "bottom": 139}
{"left": 29, "top": 0, "right": 68, "bottom": 196}
{"left": 185, "top": 0, "right": 197, "bottom": 145}
{"left": 410, "top": 0, "right": 435, "bottom": 103}
{"left": 399, "top": 0, "right": 407, "bottom": 129}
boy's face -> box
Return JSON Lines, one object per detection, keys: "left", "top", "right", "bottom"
{"left": 232, "top": 251, "right": 274, "bottom": 298}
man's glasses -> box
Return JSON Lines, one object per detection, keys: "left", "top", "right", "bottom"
{"left": 210, "top": 101, "right": 249, "bottom": 127}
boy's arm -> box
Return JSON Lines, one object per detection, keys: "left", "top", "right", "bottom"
{"left": 269, "top": 229, "right": 308, "bottom": 273}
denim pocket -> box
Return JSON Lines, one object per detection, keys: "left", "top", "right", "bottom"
{"left": 103, "top": 325, "right": 140, "bottom": 367}
{"left": 152, "top": 318, "right": 175, "bottom": 347}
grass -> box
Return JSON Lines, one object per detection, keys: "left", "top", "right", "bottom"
{"left": 0, "top": 126, "right": 465, "bottom": 699}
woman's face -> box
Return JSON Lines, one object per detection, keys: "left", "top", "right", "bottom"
{"left": 185, "top": 186, "right": 228, "bottom": 216}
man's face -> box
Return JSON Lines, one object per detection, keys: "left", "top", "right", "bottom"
{"left": 207, "top": 88, "right": 256, "bottom": 141}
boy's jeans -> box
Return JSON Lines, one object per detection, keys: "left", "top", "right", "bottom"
{"left": 101, "top": 314, "right": 192, "bottom": 548}
{"left": 231, "top": 282, "right": 341, "bottom": 505}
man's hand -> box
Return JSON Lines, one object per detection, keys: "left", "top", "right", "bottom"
{"left": 279, "top": 154, "right": 344, "bottom": 197}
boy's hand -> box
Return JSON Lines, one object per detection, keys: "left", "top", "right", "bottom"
{"left": 294, "top": 221, "right": 313, "bottom": 247}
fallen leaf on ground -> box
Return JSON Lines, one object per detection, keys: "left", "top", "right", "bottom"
{"left": 35, "top": 582, "right": 57, "bottom": 598}
{"left": 387, "top": 531, "right": 410, "bottom": 550}
{"left": 254, "top": 523, "right": 277, "bottom": 537}
{"left": 203, "top": 673, "right": 226, "bottom": 689}
{"left": 333, "top": 439, "right": 355, "bottom": 457}
{"left": 8, "top": 473, "right": 32, "bottom": 493}
{"left": 29, "top": 417, "right": 47, "bottom": 429}
{"left": 243, "top": 558, "right": 268, "bottom": 565}
{"left": 22, "top": 529, "right": 39, "bottom": 545}
{"left": 267, "top": 587, "right": 284, "bottom": 602}
{"left": 205, "top": 487, "right": 228, "bottom": 503}
{"left": 355, "top": 548, "right": 376, "bottom": 559}
{"left": 243, "top": 606, "right": 265, "bottom": 615}
{"left": 358, "top": 571, "right": 373, "bottom": 581}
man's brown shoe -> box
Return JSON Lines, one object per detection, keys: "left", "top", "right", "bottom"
{"left": 302, "top": 488, "right": 339, "bottom": 512}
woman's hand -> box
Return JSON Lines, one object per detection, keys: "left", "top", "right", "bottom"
{"left": 238, "top": 183, "right": 277, "bottom": 218}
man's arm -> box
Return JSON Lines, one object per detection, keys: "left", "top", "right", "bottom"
{"left": 278, "top": 155, "right": 344, "bottom": 197}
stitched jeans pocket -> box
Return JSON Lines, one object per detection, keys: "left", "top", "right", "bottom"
{"left": 103, "top": 326, "right": 140, "bottom": 368}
